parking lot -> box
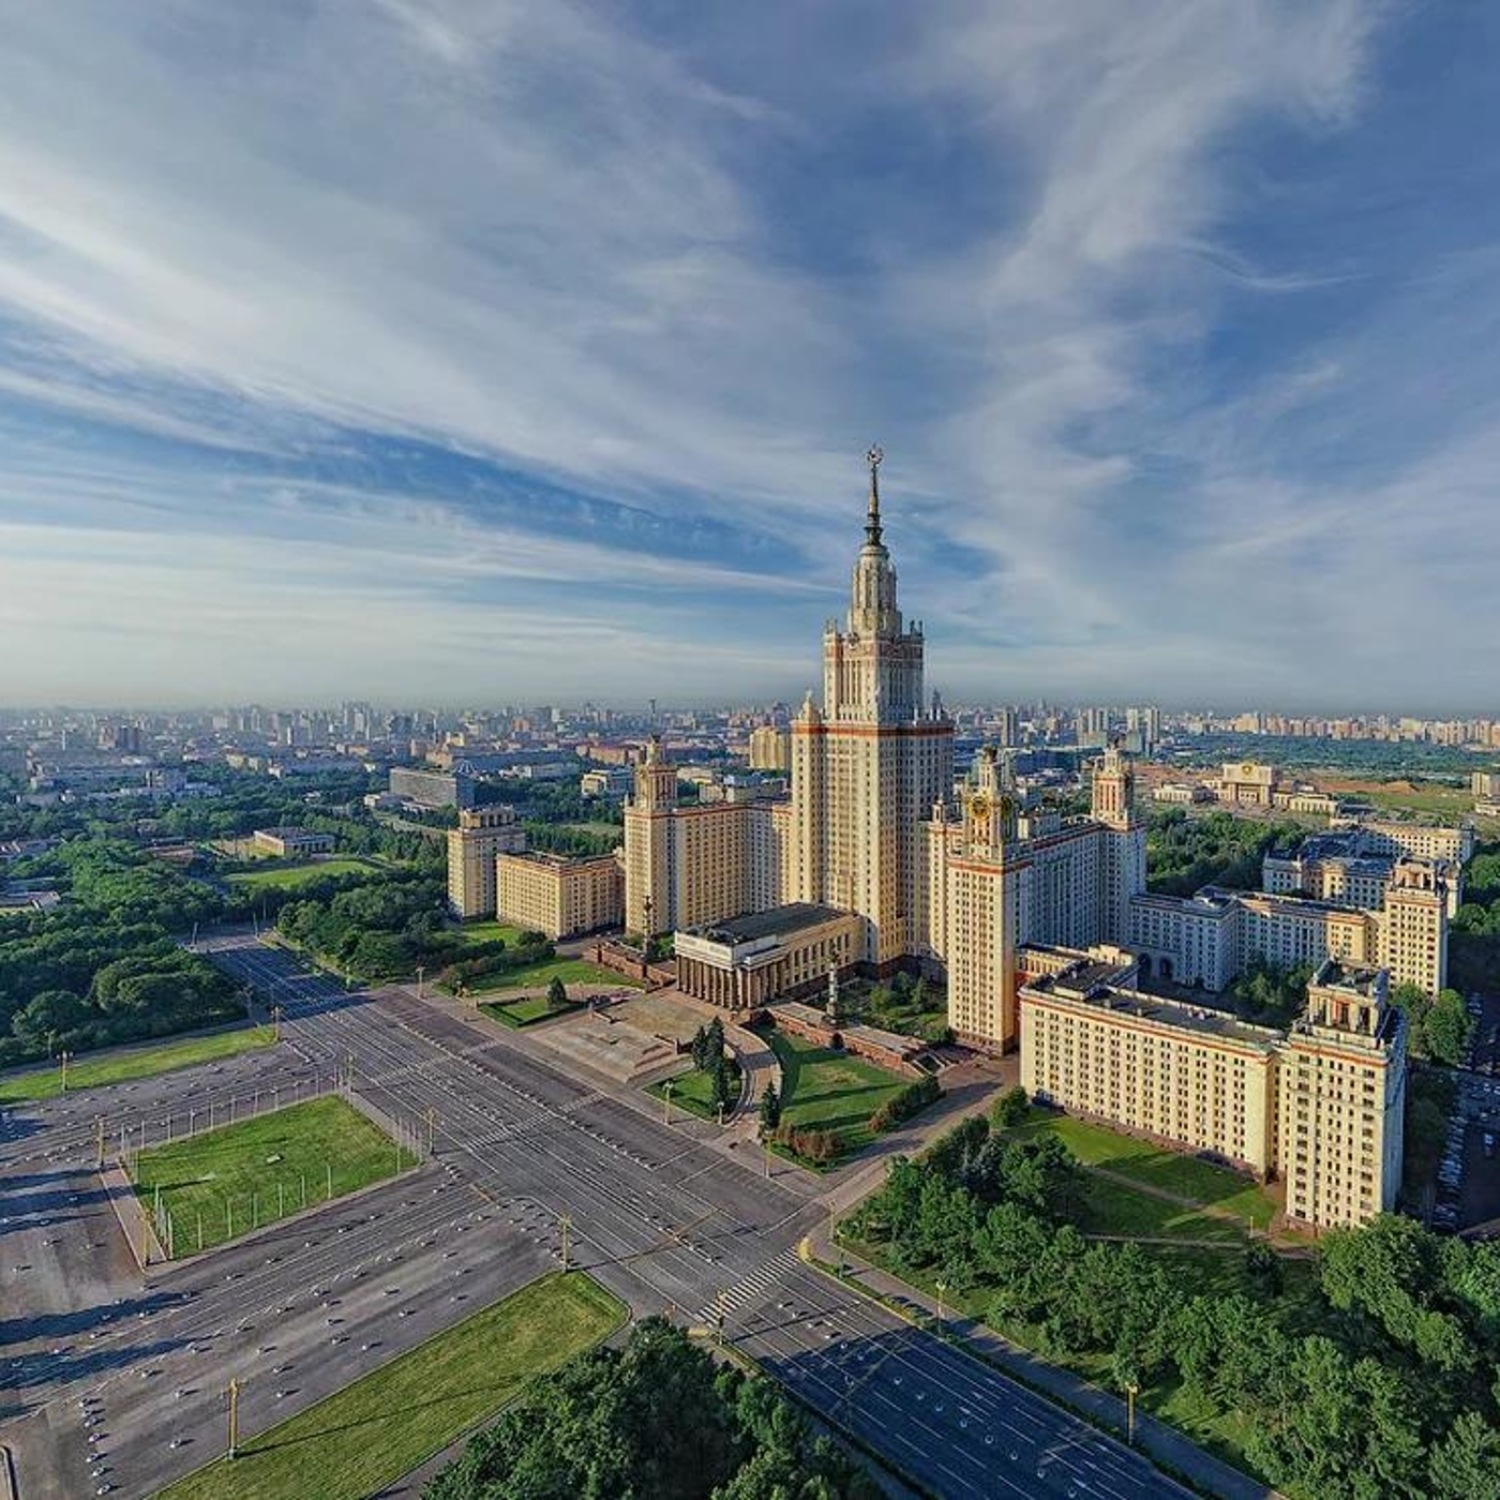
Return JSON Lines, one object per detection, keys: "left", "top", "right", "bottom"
{"left": 1432, "top": 998, "right": 1500, "bottom": 1234}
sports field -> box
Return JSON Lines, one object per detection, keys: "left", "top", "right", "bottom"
{"left": 227, "top": 857, "right": 385, "bottom": 891}
{"left": 130, "top": 1095, "right": 404, "bottom": 1256}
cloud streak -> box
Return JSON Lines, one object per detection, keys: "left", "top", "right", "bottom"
{"left": 1, "top": 1, "right": 1496, "bottom": 710}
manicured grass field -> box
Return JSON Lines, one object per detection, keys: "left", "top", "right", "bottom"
{"left": 768, "top": 1029, "right": 909, "bottom": 1154}
{"left": 0, "top": 1026, "right": 276, "bottom": 1106}
{"left": 468, "top": 956, "right": 640, "bottom": 994}
{"left": 227, "top": 857, "right": 385, "bottom": 891}
{"left": 646, "top": 1059, "right": 743, "bottom": 1120}
{"left": 450, "top": 919, "right": 529, "bottom": 948}
{"left": 130, "top": 1096, "right": 404, "bottom": 1257}
{"left": 1075, "top": 1172, "right": 1249, "bottom": 1245}
{"left": 479, "top": 995, "right": 587, "bottom": 1029}
{"left": 1013, "top": 1110, "right": 1277, "bottom": 1230}
{"left": 154, "top": 1273, "right": 626, "bottom": 1500}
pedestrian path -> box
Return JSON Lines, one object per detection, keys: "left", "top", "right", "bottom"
{"left": 696, "top": 1247, "right": 802, "bottom": 1324}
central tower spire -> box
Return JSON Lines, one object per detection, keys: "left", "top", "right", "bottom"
{"left": 865, "top": 444, "right": 884, "bottom": 549}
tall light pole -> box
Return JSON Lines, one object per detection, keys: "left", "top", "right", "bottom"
{"left": 560, "top": 1213, "right": 572, "bottom": 1272}
{"left": 1126, "top": 1381, "right": 1139, "bottom": 1446}
{"left": 935, "top": 1280, "right": 947, "bottom": 1333}
{"left": 59, "top": 1050, "right": 71, "bottom": 1094}
{"left": 662, "top": 1079, "right": 673, "bottom": 1125}
{"left": 227, "top": 1378, "right": 240, "bottom": 1459}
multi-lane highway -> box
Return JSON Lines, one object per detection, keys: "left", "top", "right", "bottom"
{"left": 1, "top": 934, "right": 1201, "bottom": 1500}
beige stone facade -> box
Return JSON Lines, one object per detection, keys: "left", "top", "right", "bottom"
{"left": 1020, "top": 953, "right": 1407, "bottom": 1230}
{"left": 1219, "top": 761, "right": 1277, "bottom": 806}
{"left": 1021, "top": 957, "right": 1280, "bottom": 1178}
{"left": 748, "top": 725, "right": 791, "bottom": 772}
{"left": 1132, "top": 872, "right": 1450, "bottom": 998}
{"left": 787, "top": 457, "right": 954, "bottom": 967}
{"left": 622, "top": 740, "right": 785, "bottom": 938}
{"left": 495, "top": 851, "right": 624, "bottom": 940}
{"left": 924, "top": 743, "right": 1146, "bottom": 1050}
{"left": 675, "top": 904, "right": 861, "bottom": 1009}
{"left": 1277, "top": 963, "right": 1407, "bottom": 1230}
{"left": 1357, "top": 819, "right": 1476, "bottom": 865}
{"left": 445, "top": 806, "right": 526, "bottom": 919}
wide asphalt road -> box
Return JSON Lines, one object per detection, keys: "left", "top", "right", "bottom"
{"left": 0, "top": 934, "right": 1207, "bottom": 1500}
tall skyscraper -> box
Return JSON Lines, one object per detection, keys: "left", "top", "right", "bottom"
{"left": 788, "top": 448, "right": 954, "bottom": 967}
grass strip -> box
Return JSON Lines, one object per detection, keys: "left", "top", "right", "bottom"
{"left": 154, "top": 1272, "right": 627, "bottom": 1500}
{"left": 479, "top": 996, "right": 587, "bottom": 1029}
{"left": 0, "top": 1027, "right": 276, "bottom": 1105}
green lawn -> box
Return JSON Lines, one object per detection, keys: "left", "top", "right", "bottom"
{"left": 1012, "top": 1110, "right": 1277, "bottom": 1230}
{"left": 768, "top": 1029, "right": 910, "bottom": 1155}
{"left": 468, "top": 957, "right": 640, "bottom": 995}
{"left": 647, "top": 1059, "right": 743, "bottom": 1120}
{"left": 154, "top": 1273, "right": 626, "bottom": 1500}
{"left": 0, "top": 1026, "right": 276, "bottom": 1105}
{"left": 480, "top": 996, "right": 587, "bottom": 1029}
{"left": 1075, "top": 1172, "right": 1250, "bottom": 1245}
{"left": 450, "top": 919, "right": 529, "bottom": 948}
{"left": 131, "top": 1096, "right": 404, "bottom": 1257}
{"left": 227, "top": 857, "right": 386, "bottom": 892}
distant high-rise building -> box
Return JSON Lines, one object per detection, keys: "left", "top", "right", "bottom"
{"left": 748, "top": 725, "right": 791, "bottom": 772}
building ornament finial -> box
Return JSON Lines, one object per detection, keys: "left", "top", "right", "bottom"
{"left": 865, "top": 444, "right": 884, "bottom": 547}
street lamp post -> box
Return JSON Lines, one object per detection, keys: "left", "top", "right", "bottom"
{"left": 1126, "top": 1381, "right": 1139, "bottom": 1446}
{"left": 935, "top": 1280, "right": 947, "bottom": 1333}
{"left": 662, "top": 1079, "right": 673, "bottom": 1125}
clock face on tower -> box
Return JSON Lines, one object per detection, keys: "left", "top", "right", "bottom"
{"left": 970, "top": 794, "right": 991, "bottom": 820}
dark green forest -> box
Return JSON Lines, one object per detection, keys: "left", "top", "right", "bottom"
{"left": 426, "top": 1317, "right": 880, "bottom": 1500}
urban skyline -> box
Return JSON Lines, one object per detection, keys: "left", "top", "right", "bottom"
{"left": 4, "top": 6, "right": 1500, "bottom": 708}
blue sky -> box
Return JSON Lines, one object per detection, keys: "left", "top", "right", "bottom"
{"left": 1, "top": 2, "right": 1498, "bottom": 712}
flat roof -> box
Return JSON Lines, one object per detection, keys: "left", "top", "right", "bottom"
{"left": 693, "top": 902, "right": 849, "bottom": 944}
{"left": 1023, "top": 973, "right": 1283, "bottom": 1051}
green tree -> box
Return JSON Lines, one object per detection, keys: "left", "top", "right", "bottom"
{"left": 1430, "top": 1410, "right": 1500, "bottom": 1499}
{"left": 990, "top": 1084, "right": 1030, "bottom": 1129}
{"left": 1426, "top": 989, "right": 1476, "bottom": 1067}
{"left": 710, "top": 1054, "right": 736, "bottom": 1115}
{"left": 758, "top": 1081, "right": 781, "bottom": 1135}
{"left": 545, "top": 975, "right": 569, "bottom": 1011}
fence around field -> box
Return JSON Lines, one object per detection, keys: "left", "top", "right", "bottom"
{"left": 107, "top": 1075, "right": 432, "bottom": 1262}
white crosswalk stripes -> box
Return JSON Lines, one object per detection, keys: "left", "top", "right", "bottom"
{"left": 697, "top": 1248, "right": 802, "bottom": 1325}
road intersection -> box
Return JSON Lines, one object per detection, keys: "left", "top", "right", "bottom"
{"left": 1, "top": 934, "right": 1208, "bottom": 1500}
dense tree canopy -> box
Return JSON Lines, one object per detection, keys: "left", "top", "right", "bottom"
{"left": 1146, "top": 810, "right": 1298, "bottom": 898}
{"left": 426, "top": 1317, "right": 879, "bottom": 1500}
{"left": 0, "top": 839, "right": 239, "bottom": 1064}
{"left": 847, "top": 1113, "right": 1500, "bottom": 1500}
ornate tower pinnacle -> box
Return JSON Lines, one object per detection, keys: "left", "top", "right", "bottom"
{"left": 865, "top": 444, "right": 884, "bottom": 549}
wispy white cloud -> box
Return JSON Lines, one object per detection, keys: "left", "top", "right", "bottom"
{"left": 2, "top": 0, "right": 1496, "bottom": 709}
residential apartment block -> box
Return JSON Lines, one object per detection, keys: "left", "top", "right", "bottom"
{"left": 445, "top": 806, "right": 527, "bottom": 919}
{"left": 1021, "top": 952, "right": 1407, "bottom": 1230}
{"left": 495, "top": 850, "right": 624, "bottom": 940}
